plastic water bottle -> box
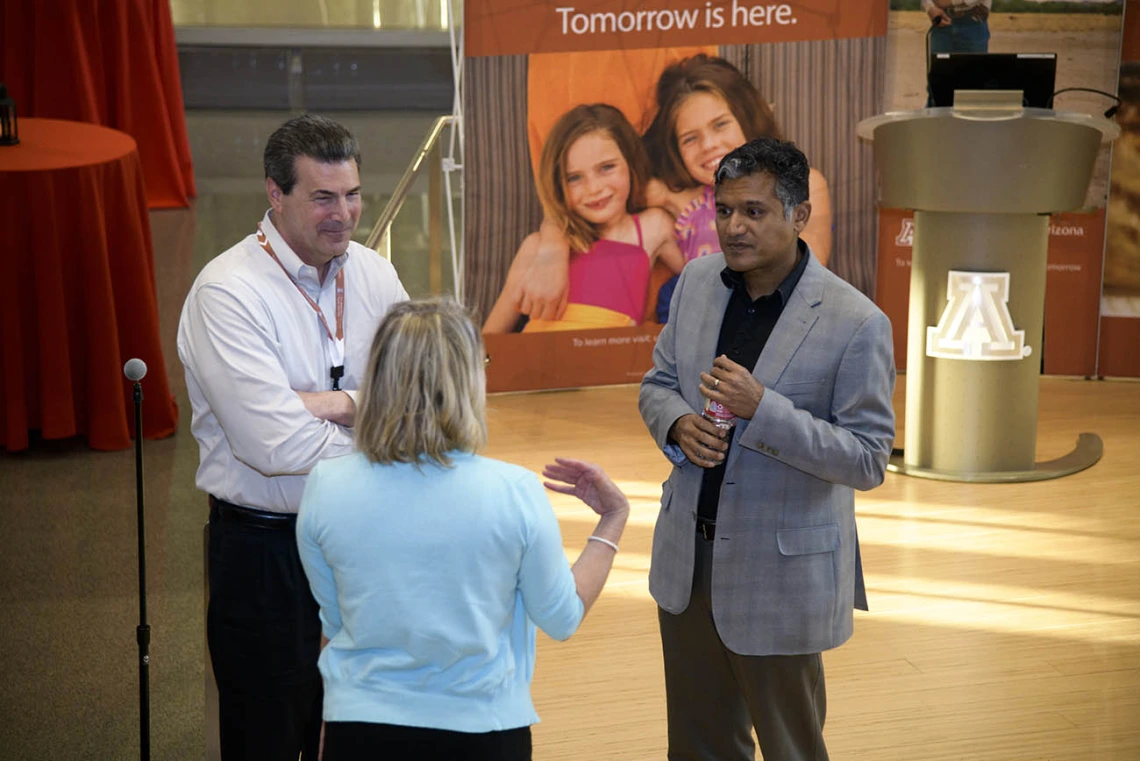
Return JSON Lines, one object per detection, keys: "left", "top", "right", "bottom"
{"left": 702, "top": 398, "right": 736, "bottom": 431}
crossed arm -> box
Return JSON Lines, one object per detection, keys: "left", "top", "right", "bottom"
{"left": 182, "top": 285, "right": 358, "bottom": 476}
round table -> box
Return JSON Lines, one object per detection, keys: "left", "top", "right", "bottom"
{"left": 0, "top": 118, "right": 179, "bottom": 451}
{"left": 0, "top": 0, "right": 197, "bottom": 209}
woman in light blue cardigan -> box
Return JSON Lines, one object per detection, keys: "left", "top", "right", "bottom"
{"left": 296, "top": 298, "right": 630, "bottom": 761}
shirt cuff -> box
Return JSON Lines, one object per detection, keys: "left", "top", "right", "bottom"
{"left": 663, "top": 442, "right": 689, "bottom": 467}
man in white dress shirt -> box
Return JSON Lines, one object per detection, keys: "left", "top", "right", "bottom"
{"left": 177, "top": 114, "right": 408, "bottom": 761}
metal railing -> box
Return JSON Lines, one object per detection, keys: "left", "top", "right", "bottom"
{"left": 364, "top": 114, "right": 458, "bottom": 296}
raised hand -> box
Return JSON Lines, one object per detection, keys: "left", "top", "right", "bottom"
{"left": 542, "top": 458, "right": 630, "bottom": 516}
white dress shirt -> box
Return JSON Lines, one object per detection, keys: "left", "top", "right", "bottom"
{"left": 177, "top": 210, "right": 409, "bottom": 513}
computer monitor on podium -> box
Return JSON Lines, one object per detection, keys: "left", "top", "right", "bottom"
{"left": 928, "top": 52, "right": 1058, "bottom": 108}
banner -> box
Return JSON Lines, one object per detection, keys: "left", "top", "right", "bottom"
{"left": 874, "top": 208, "right": 913, "bottom": 369}
{"left": 876, "top": 209, "right": 1107, "bottom": 376}
{"left": 466, "top": 1, "right": 887, "bottom": 57}
{"left": 876, "top": 2, "right": 1124, "bottom": 378}
{"left": 465, "top": 0, "right": 890, "bottom": 393}
{"left": 1046, "top": 211, "right": 1107, "bottom": 377}
{"left": 1101, "top": 0, "right": 1140, "bottom": 377}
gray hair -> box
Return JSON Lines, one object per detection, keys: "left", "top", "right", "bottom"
{"left": 263, "top": 114, "right": 361, "bottom": 194}
{"left": 715, "top": 137, "right": 809, "bottom": 219}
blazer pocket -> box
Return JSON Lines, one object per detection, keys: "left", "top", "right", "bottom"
{"left": 776, "top": 379, "right": 825, "bottom": 397}
{"left": 777, "top": 524, "right": 840, "bottom": 556}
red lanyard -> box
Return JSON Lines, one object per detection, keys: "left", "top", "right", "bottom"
{"left": 256, "top": 223, "right": 345, "bottom": 345}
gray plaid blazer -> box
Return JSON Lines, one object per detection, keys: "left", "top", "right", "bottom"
{"left": 639, "top": 251, "right": 896, "bottom": 656}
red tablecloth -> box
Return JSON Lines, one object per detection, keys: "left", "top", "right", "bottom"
{"left": 0, "top": 0, "right": 196, "bottom": 209}
{"left": 0, "top": 118, "right": 179, "bottom": 451}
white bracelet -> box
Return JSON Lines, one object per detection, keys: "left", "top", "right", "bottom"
{"left": 588, "top": 535, "right": 620, "bottom": 553}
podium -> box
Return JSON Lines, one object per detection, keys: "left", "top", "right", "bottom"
{"left": 857, "top": 92, "right": 1119, "bottom": 482}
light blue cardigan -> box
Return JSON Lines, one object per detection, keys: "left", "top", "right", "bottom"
{"left": 296, "top": 451, "right": 584, "bottom": 732}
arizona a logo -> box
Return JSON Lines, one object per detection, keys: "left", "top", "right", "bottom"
{"left": 926, "top": 271, "right": 1031, "bottom": 361}
{"left": 895, "top": 219, "right": 914, "bottom": 247}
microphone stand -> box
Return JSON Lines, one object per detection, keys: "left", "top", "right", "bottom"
{"left": 132, "top": 378, "right": 151, "bottom": 761}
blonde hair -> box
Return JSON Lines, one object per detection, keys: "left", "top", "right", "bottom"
{"left": 537, "top": 103, "right": 650, "bottom": 254}
{"left": 355, "top": 298, "right": 487, "bottom": 467}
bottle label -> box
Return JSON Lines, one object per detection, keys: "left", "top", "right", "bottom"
{"left": 703, "top": 398, "right": 735, "bottom": 425}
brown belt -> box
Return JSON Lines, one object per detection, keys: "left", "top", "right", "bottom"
{"left": 944, "top": 5, "right": 989, "bottom": 20}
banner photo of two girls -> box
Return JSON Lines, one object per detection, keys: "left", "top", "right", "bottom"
{"left": 463, "top": 0, "right": 889, "bottom": 392}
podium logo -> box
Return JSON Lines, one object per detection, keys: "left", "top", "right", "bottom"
{"left": 895, "top": 219, "right": 914, "bottom": 247}
{"left": 926, "top": 271, "right": 1031, "bottom": 361}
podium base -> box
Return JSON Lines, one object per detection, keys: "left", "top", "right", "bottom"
{"left": 887, "top": 433, "right": 1103, "bottom": 483}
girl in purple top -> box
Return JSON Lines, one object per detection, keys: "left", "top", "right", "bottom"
{"left": 523, "top": 54, "right": 832, "bottom": 324}
{"left": 642, "top": 54, "right": 832, "bottom": 320}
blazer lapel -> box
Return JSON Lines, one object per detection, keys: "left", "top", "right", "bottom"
{"left": 753, "top": 254, "right": 825, "bottom": 388}
{"left": 694, "top": 259, "right": 733, "bottom": 378}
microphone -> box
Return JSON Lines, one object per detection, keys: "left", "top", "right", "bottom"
{"left": 123, "top": 358, "right": 151, "bottom": 761}
{"left": 124, "top": 358, "right": 147, "bottom": 382}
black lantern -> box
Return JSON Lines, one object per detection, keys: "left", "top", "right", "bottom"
{"left": 0, "top": 83, "right": 18, "bottom": 146}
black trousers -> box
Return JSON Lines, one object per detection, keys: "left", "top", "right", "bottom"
{"left": 658, "top": 533, "right": 828, "bottom": 761}
{"left": 323, "top": 722, "right": 532, "bottom": 761}
{"left": 207, "top": 500, "right": 323, "bottom": 761}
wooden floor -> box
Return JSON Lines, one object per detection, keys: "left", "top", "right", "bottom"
{"left": 481, "top": 377, "right": 1140, "bottom": 760}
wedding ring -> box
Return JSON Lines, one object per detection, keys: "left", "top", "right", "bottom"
{"left": 713, "top": 378, "right": 720, "bottom": 389}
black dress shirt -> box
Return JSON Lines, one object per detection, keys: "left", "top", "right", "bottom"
{"left": 696, "top": 241, "right": 810, "bottom": 522}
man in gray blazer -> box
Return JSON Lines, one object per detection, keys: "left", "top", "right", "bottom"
{"left": 639, "top": 138, "right": 896, "bottom": 761}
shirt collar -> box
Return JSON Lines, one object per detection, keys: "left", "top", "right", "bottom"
{"left": 259, "top": 210, "right": 350, "bottom": 287}
{"left": 720, "top": 239, "right": 810, "bottom": 305}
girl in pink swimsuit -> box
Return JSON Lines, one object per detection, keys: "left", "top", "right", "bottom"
{"left": 483, "top": 104, "right": 682, "bottom": 333}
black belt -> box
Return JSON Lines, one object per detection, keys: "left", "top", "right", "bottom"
{"left": 696, "top": 518, "right": 716, "bottom": 541}
{"left": 209, "top": 496, "right": 296, "bottom": 531}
